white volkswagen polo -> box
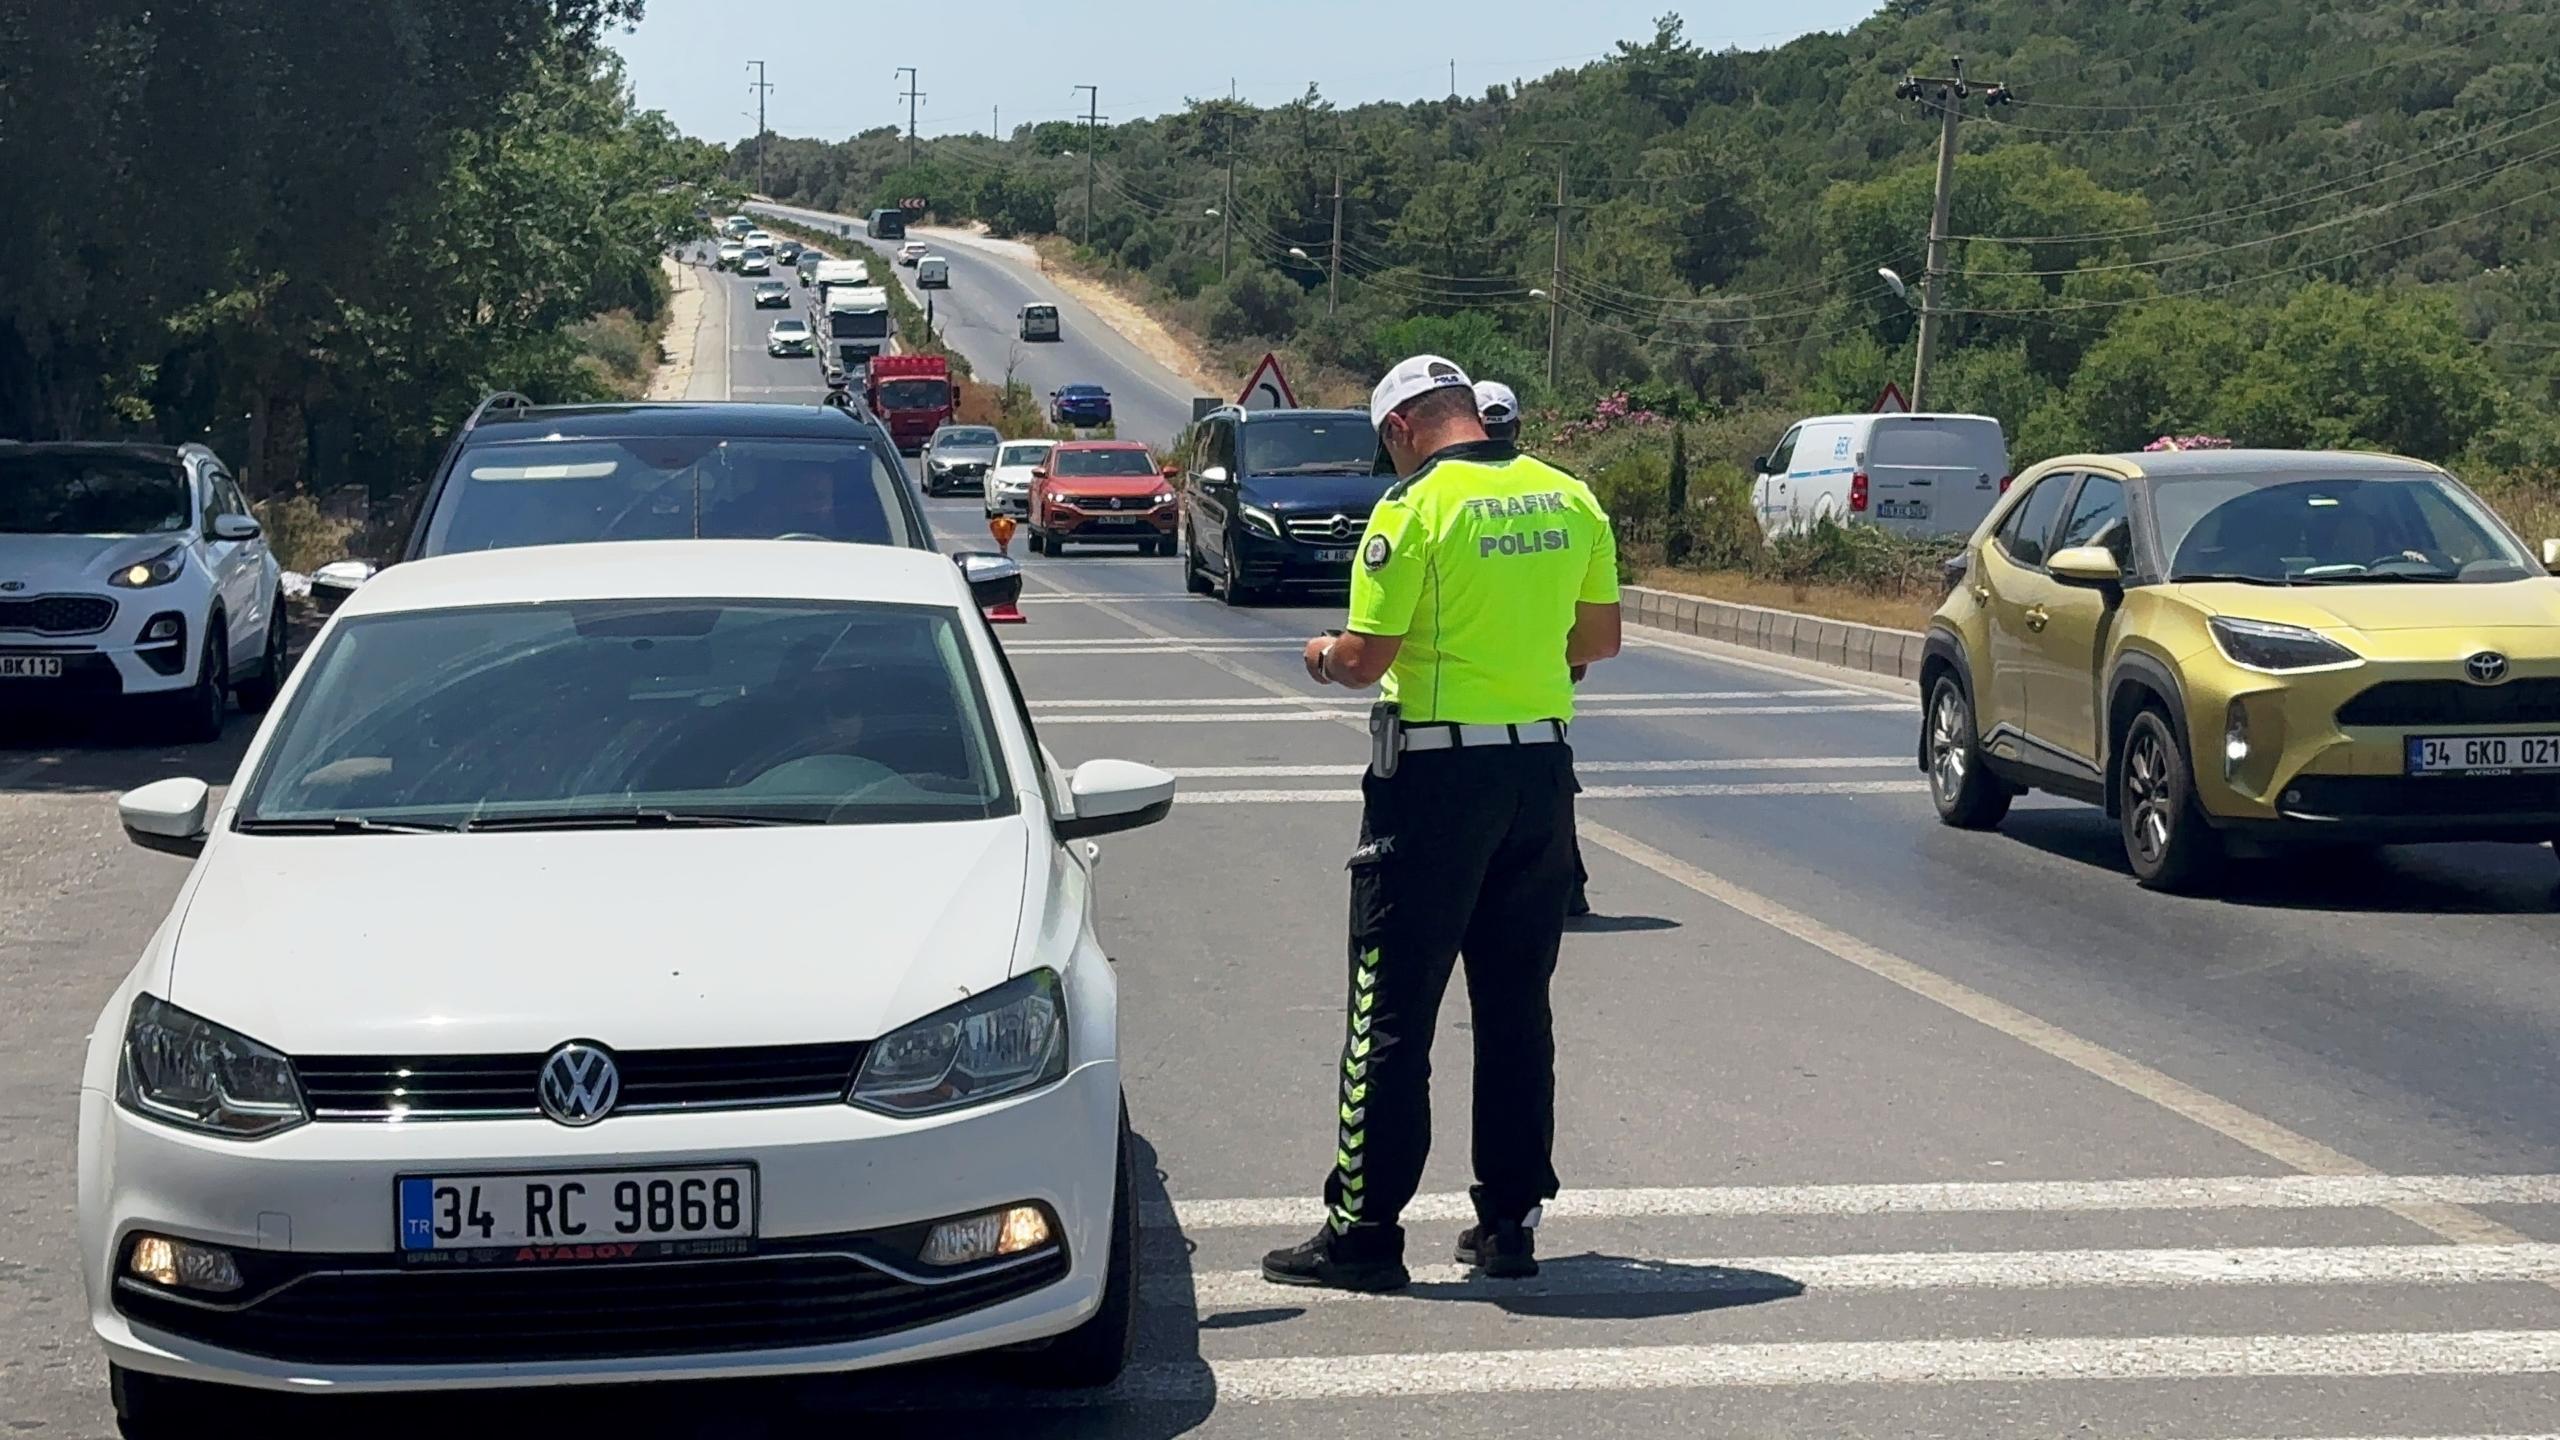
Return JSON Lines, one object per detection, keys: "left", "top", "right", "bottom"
{"left": 79, "top": 539, "right": 1174, "bottom": 1433}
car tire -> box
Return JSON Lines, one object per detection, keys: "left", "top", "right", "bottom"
{"left": 1026, "top": 527, "right": 1046, "bottom": 556}
{"left": 234, "top": 607, "right": 289, "bottom": 713}
{"left": 1182, "top": 529, "right": 1214, "bottom": 594}
{"left": 169, "top": 626, "right": 227, "bottom": 744}
{"left": 1014, "top": 1103, "right": 1138, "bottom": 1389}
{"left": 2120, "top": 706, "right": 2221, "bottom": 892}
{"left": 113, "top": 1364, "right": 256, "bottom": 1437}
{"left": 1924, "top": 674, "right": 2011, "bottom": 831}
{"left": 1221, "top": 539, "right": 1262, "bottom": 606}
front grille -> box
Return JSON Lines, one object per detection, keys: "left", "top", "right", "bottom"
{"left": 296, "top": 1041, "right": 867, "bottom": 1121}
{"left": 116, "top": 1240, "right": 1067, "bottom": 1365}
{"left": 1284, "top": 514, "right": 1365, "bottom": 543}
{"left": 2281, "top": 774, "right": 2560, "bottom": 819}
{"left": 0, "top": 594, "right": 116, "bottom": 635}
{"left": 1061, "top": 494, "right": 1153, "bottom": 512}
{"left": 2337, "top": 679, "right": 2560, "bottom": 728}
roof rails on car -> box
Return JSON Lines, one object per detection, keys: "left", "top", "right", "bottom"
{"left": 463, "top": 391, "right": 537, "bottom": 433}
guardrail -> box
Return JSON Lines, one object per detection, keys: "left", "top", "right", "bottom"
{"left": 1620, "top": 585, "right": 1927, "bottom": 682}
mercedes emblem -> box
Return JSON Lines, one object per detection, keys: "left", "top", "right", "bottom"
{"left": 536, "top": 1042, "right": 622, "bottom": 1126}
{"left": 2463, "top": 651, "right": 2511, "bottom": 686}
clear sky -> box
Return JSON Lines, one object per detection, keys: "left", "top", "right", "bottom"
{"left": 606, "top": 1, "right": 1883, "bottom": 145}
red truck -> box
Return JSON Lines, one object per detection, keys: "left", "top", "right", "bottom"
{"left": 865, "top": 354, "right": 955, "bottom": 454}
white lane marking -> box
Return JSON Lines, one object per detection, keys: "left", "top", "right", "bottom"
{"left": 1030, "top": 689, "right": 1863, "bottom": 709}
{"left": 1180, "top": 781, "right": 1928, "bottom": 804}
{"left": 1572, "top": 816, "right": 2534, "bottom": 1252}
{"left": 1163, "top": 756, "right": 1913, "bottom": 779}
{"left": 1037, "top": 703, "right": 1913, "bottom": 726}
{"left": 1144, "top": 1173, "right": 2560, "bottom": 1230}
{"left": 1163, "top": 1242, "right": 2560, "bottom": 1309}
{"left": 1006, "top": 1331, "right": 2560, "bottom": 1405}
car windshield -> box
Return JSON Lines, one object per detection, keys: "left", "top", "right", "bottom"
{"left": 1053, "top": 449, "right": 1155, "bottom": 479}
{"left": 938, "top": 428, "right": 999, "bottom": 448}
{"left": 1241, "top": 415, "right": 1384, "bottom": 475}
{"left": 773, "top": 321, "right": 807, "bottom": 335}
{"left": 998, "top": 444, "right": 1052, "bottom": 468}
{"left": 877, "top": 379, "right": 949, "bottom": 409}
{"left": 421, "top": 436, "right": 911, "bottom": 554}
{"left": 239, "top": 600, "right": 1013, "bottom": 830}
{"left": 0, "top": 453, "right": 191, "bottom": 534}
{"left": 2156, "top": 472, "right": 2535, "bottom": 585}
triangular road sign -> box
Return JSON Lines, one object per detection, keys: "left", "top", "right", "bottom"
{"left": 1238, "top": 352, "right": 1300, "bottom": 411}
{"left": 1873, "top": 380, "right": 1909, "bottom": 414}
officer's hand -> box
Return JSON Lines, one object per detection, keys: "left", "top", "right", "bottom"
{"left": 1302, "top": 635, "right": 1333, "bottom": 685}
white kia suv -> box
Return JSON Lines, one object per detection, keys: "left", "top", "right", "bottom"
{"left": 81, "top": 539, "right": 1172, "bottom": 1433}
{"left": 0, "top": 441, "right": 286, "bottom": 740}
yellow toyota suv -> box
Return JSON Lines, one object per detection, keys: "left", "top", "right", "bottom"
{"left": 1921, "top": 448, "right": 2560, "bottom": 890}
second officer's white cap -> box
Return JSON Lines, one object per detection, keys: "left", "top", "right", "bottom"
{"left": 1472, "top": 379, "right": 1520, "bottom": 422}
{"left": 1369, "top": 354, "right": 1474, "bottom": 431}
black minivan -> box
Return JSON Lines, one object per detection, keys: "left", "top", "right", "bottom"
{"left": 1179, "top": 406, "right": 1390, "bottom": 606}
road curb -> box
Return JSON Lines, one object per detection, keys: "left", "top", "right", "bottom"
{"left": 1621, "top": 585, "right": 1928, "bottom": 682}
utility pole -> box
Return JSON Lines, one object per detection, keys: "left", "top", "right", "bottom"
{"left": 1075, "top": 84, "right": 1101, "bottom": 249}
{"left": 1449, "top": 60, "right": 1457, "bottom": 99}
{"left": 1526, "top": 141, "right": 1590, "bottom": 391}
{"left": 993, "top": 104, "right": 999, "bottom": 141}
{"left": 746, "top": 61, "right": 772, "bottom": 197}
{"left": 1327, "top": 163, "right": 1344, "bottom": 317}
{"left": 895, "top": 67, "right": 924, "bottom": 171}
{"left": 1893, "top": 58, "right": 2010, "bottom": 409}
{"left": 1220, "top": 118, "right": 1235, "bottom": 282}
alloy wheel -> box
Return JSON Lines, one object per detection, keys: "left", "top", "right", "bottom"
{"left": 1929, "top": 688, "right": 1968, "bottom": 800}
{"left": 2125, "top": 729, "right": 2173, "bottom": 865}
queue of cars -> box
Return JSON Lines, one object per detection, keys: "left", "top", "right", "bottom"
{"left": 76, "top": 386, "right": 1179, "bottom": 1432}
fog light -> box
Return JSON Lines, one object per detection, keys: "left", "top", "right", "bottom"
{"left": 142, "top": 616, "right": 182, "bottom": 643}
{"left": 920, "top": 1205, "right": 1054, "bottom": 1267}
{"left": 127, "top": 1233, "right": 242, "bottom": 1293}
{"left": 2224, "top": 700, "right": 2250, "bottom": 777}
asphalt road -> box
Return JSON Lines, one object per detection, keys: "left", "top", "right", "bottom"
{"left": 746, "top": 200, "right": 1208, "bottom": 447}
{"left": 8, "top": 256, "right": 2560, "bottom": 1436}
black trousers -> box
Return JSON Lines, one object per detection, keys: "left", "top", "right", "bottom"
{"left": 1320, "top": 740, "right": 1577, "bottom": 1251}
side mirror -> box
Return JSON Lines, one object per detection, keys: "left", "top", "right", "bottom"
{"left": 1198, "top": 466, "right": 1229, "bottom": 486}
{"left": 1056, "top": 759, "right": 1176, "bottom": 841}
{"left": 2543, "top": 538, "right": 2559, "bottom": 574}
{"left": 309, "top": 558, "right": 377, "bottom": 615}
{"left": 1753, "top": 455, "right": 1772, "bottom": 475}
{"left": 2048, "top": 545, "right": 2123, "bottom": 586}
{"left": 211, "top": 513, "right": 262, "bottom": 542}
{"left": 1161, "top": 466, "right": 1180, "bottom": 481}
{"left": 120, "top": 777, "right": 211, "bottom": 858}
{"left": 1940, "top": 551, "right": 1971, "bottom": 595}
{"left": 1030, "top": 467, "right": 1048, "bottom": 481}
{"left": 955, "top": 551, "right": 1025, "bottom": 621}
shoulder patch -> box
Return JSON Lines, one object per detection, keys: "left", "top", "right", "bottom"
{"left": 1363, "top": 534, "right": 1393, "bottom": 571}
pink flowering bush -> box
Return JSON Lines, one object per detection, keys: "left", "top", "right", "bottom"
{"left": 1545, "top": 391, "right": 1667, "bottom": 445}
{"left": 2142, "top": 434, "right": 2235, "bottom": 452}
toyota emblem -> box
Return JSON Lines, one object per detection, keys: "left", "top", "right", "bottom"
{"left": 1328, "top": 514, "right": 1353, "bottom": 540}
{"left": 2464, "top": 651, "right": 2511, "bottom": 686}
{"left": 536, "top": 1042, "right": 621, "bottom": 1126}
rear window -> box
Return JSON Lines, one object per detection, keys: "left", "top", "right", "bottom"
{"left": 0, "top": 453, "right": 191, "bottom": 535}
{"left": 1869, "top": 418, "right": 2006, "bottom": 470}
{"left": 422, "top": 436, "right": 911, "bottom": 555}
{"left": 1052, "top": 449, "right": 1155, "bottom": 479}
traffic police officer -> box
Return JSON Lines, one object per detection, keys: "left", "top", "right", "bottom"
{"left": 1263, "top": 355, "right": 1620, "bottom": 1293}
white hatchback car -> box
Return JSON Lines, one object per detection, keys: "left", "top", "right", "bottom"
{"left": 0, "top": 441, "right": 285, "bottom": 740}
{"left": 987, "top": 439, "right": 1058, "bottom": 519}
{"left": 82, "top": 540, "right": 1174, "bottom": 1432}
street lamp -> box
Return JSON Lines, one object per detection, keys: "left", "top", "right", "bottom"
{"left": 1203, "top": 207, "right": 1220, "bottom": 218}
{"left": 1878, "top": 267, "right": 1912, "bottom": 304}
{"left": 1528, "top": 287, "right": 1549, "bottom": 299}
{"left": 1287, "top": 246, "right": 1311, "bottom": 263}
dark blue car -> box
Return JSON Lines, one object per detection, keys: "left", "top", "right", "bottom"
{"left": 1048, "top": 384, "right": 1113, "bottom": 427}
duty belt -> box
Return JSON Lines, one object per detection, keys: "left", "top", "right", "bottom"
{"left": 1399, "top": 719, "right": 1568, "bottom": 752}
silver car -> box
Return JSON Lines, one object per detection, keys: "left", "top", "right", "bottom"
{"left": 921, "top": 424, "right": 1002, "bottom": 498}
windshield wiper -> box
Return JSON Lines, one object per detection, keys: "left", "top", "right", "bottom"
{"left": 461, "top": 809, "right": 819, "bottom": 833}
{"left": 2168, "top": 571, "right": 2295, "bottom": 586}
{"left": 1258, "top": 463, "right": 1379, "bottom": 475}
{"left": 2294, "top": 569, "right": 2457, "bottom": 583}
{"left": 236, "top": 816, "right": 459, "bottom": 835}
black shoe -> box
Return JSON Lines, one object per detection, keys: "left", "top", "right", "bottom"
{"left": 1262, "top": 1228, "right": 1410, "bottom": 1293}
{"left": 1455, "top": 1221, "right": 1539, "bottom": 1279}
{"left": 1566, "top": 889, "right": 1593, "bottom": 918}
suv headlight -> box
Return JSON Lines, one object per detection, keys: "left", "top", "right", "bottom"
{"left": 108, "top": 545, "right": 186, "bottom": 589}
{"left": 2208, "top": 616, "right": 2361, "bottom": 673}
{"left": 1239, "top": 504, "right": 1281, "bottom": 538}
{"left": 116, "top": 996, "right": 307, "bottom": 1138}
{"left": 850, "top": 970, "right": 1067, "bottom": 1117}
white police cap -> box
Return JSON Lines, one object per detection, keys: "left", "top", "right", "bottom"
{"left": 1369, "top": 354, "right": 1474, "bottom": 431}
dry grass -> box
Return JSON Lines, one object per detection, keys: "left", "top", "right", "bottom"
{"left": 1636, "top": 566, "right": 1941, "bottom": 633}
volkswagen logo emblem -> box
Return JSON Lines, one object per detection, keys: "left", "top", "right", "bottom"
{"left": 1328, "top": 514, "right": 1353, "bottom": 540}
{"left": 2464, "top": 651, "right": 2511, "bottom": 686}
{"left": 536, "top": 1042, "right": 621, "bottom": 1126}
{"left": 0, "top": 581, "right": 22, "bottom": 592}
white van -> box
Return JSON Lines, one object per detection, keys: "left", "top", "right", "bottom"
{"left": 1751, "top": 412, "right": 2009, "bottom": 537}
{"left": 1018, "top": 303, "right": 1060, "bottom": 342}
{"left": 916, "top": 255, "right": 950, "bottom": 289}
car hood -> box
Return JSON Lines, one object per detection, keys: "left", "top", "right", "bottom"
{"left": 163, "top": 820, "right": 1032, "bottom": 1054}
{"left": 1047, "top": 475, "right": 1165, "bottom": 498}
{"left": 0, "top": 531, "right": 190, "bottom": 587}
{"left": 1241, "top": 473, "right": 1394, "bottom": 512}
{"left": 2176, "top": 576, "right": 2560, "bottom": 636}
{"left": 932, "top": 448, "right": 999, "bottom": 466}
{"left": 990, "top": 464, "right": 1043, "bottom": 487}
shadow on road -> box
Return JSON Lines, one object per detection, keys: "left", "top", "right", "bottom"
{"left": 1996, "top": 807, "right": 2560, "bottom": 915}
{"left": 1566, "top": 912, "right": 1681, "bottom": 934}
{"left": 0, "top": 710, "right": 259, "bottom": 798}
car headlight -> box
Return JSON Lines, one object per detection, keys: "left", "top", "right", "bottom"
{"left": 1151, "top": 489, "right": 1177, "bottom": 509}
{"left": 108, "top": 545, "right": 186, "bottom": 589}
{"left": 850, "top": 970, "right": 1067, "bottom": 1117}
{"left": 1239, "top": 504, "right": 1281, "bottom": 538}
{"left": 2207, "top": 616, "right": 2361, "bottom": 673}
{"left": 116, "top": 995, "right": 307, "bottom": 1138}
